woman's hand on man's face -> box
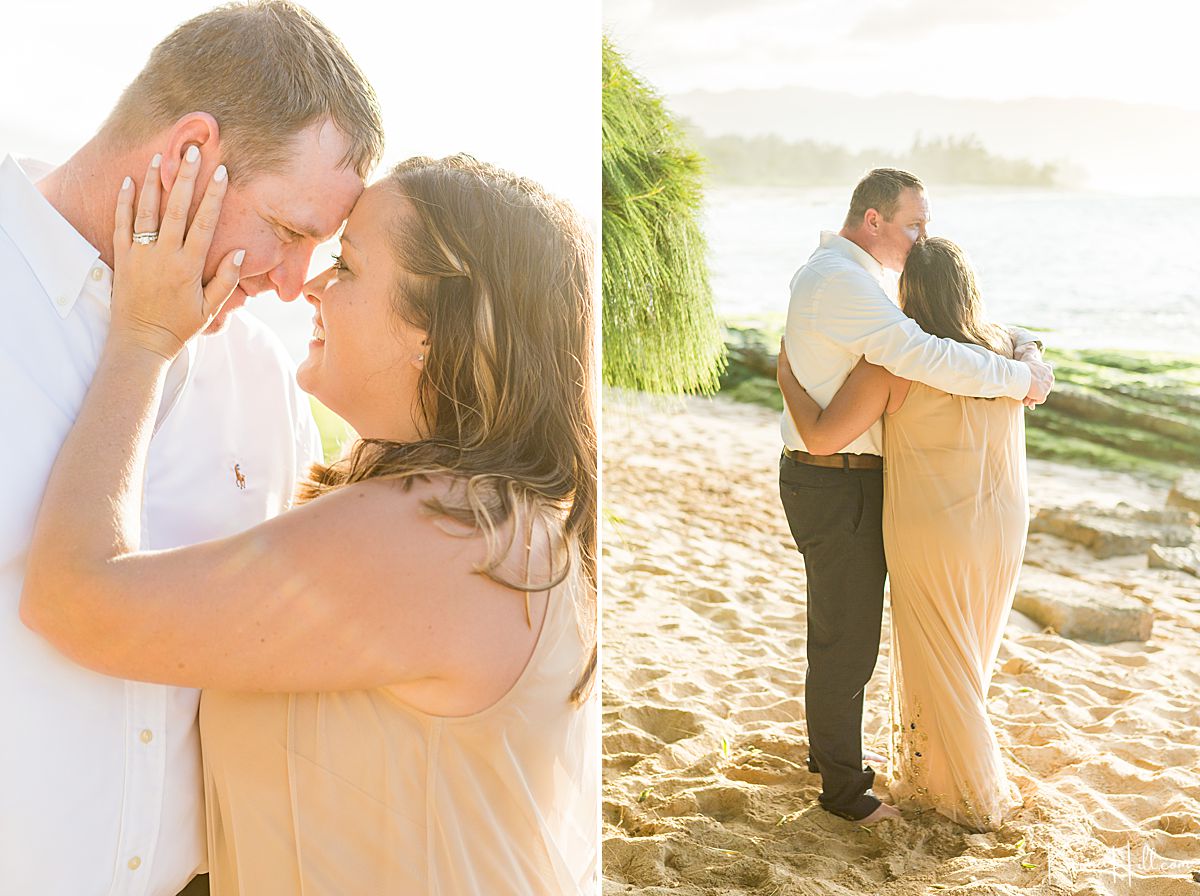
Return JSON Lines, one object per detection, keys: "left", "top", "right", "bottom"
{"left": 109, "top": 145, "right": 245, "bottom": 360}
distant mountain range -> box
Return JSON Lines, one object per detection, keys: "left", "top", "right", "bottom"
{"left": 687, "top": 131, "right": 1062, "bottom": 189}
{"left": 668, "top": 87, "right": 1200, "bottom": 194}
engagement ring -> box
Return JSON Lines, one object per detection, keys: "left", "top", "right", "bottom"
{"left": 132, "top": 230, "right": 159, "bottom": 245}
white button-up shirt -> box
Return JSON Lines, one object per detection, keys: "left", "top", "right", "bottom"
{"left": 0, "top": 155, "right": 321, "bottom": 896}
{"left": 781, "top": 231, "right": 1033, "bottom": 457}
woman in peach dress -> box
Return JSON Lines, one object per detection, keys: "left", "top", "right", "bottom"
{"left": 22, "top": 151, "right": 598, "bottom": 893}
{"left": 778, "top": 237, "right": 1026, "bottom": 832}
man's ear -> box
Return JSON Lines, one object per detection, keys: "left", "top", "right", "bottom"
{"left": 159, "top": 112, "right": 222, "bottom": 193}
{"left": 863, "top": 208, "right": 881, "bottom": 234}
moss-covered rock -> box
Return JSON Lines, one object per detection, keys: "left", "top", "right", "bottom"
{"left": 717, "top": 325, "right": 1200, "bottom": 483}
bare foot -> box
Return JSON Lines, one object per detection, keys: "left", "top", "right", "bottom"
{"left": 863, "top": 749, "right": 888, "bottom": 767}
{"left": 858, "top": 802, "right": 901, "bottom": 826}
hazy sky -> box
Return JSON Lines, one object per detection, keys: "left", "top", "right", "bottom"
{"left": 604, "top": 0, "right": 1200, "bottom": 111}
{"left": 1, "top": 1, "right": 598, "bottom": 354}
{"left": 2, "top": 0, "right": 599, "bottom": 223}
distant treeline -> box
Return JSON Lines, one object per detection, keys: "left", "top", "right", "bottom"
{"left": 688, "top": 128, "right": 1061, "bottom": 188}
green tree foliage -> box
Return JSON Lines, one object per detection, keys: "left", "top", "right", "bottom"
{"left": 602, "top": 37, "right": 725, "bottom": 393}
{"left": 693, "top": 130, "right": 1060, "bottom": 188}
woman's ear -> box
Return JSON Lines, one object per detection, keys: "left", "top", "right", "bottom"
{"left": 413, "top": 336, "right": 429, "bottom": 369}
{"left": 159, "top": 112, "right": 222, "bottom": 193}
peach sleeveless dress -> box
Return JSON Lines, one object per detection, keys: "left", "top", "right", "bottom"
{"left": 883, "top": 377, "right": 1027, "bottom": 832}
{"left": 198, "top": 573, "right": 597, "bottom": 895}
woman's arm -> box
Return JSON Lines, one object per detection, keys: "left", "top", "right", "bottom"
{"left": 776, "top": 340, "right": 897, "bottom": 455}
{"left": 23, "top": 473, "right": 531, "bottom": 694}
{"left": 20, "top": 151, "right": 538, "bottom": 699}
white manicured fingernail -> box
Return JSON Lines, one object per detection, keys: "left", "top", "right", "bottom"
{"left": 214, "top": 165, "right": 227, "bottom": 182}
{"left": 185, "top": 145, "right": 200, "bottom": 163}
{"left": 151, "top": 153, "right": 163, "bottom": 168}
{"left": 233, "top": 250, "right": 246, "bottom": 266}
{"left": 121, "top": 176, "right": 133, "bottom": 191}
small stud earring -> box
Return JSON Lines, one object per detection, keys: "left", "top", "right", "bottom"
{"left": 417, "top": 354, "right": 424, "bottom": 362}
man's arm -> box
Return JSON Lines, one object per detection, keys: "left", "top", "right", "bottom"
{"left": 1005, "top": 325, "right": 1044, "bottom": 361}
{"left": 818, "top": 273, "right": 1052, "bottom": 403}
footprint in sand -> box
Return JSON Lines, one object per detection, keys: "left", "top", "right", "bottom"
{"left": 603, "top": 720, "right": 665, "bottom": 757}
{"left": 683, "top": 782, "right": 756, "bottom": 822}
{"left": 726, "top": 688, "right": 789, "bottom": 709}
{"left": 1012, "top": 722, "right": 1072, "bottom": 746}
{"left": 621, "top": 704, "right": 704, "bottom": 744}
{"left": 709, "top": 613, "right": 751, "bottom": 632}
{"left": 624, "top": 663, "right": 670, "bottom": 688}
{"left": 730, "top": 697, "right": 803, "bottom": 726}
{"left": 685, "top": 591, "right": 746, "bottom": 629}
{"left": 688, "top": 586, "right": 730, "bottom": 604}
{"left": 637, "top": 680, "right": 705, "bottom": 703}
{"left": 722, "top": 743, "right": 807, "bottom": 786}
{"left": 1009, "top": 742, "right": 1078, "bottom": 776}
{"left": 739, "top": 733, "right": 812, "bottom": 767}
{"left": 601, "top": 836, "right": 674, "bottom": 888}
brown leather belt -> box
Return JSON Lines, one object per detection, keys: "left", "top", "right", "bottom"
{"left": 784, "top": 447, "right": 883, "bottom": 471}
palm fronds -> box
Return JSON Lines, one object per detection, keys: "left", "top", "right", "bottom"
{"left": 601, "top": 36, "right": 725, "bottom": 394}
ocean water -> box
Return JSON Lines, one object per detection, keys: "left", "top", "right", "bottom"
{"left": 252, "top": 187, "right": 1200, "bottom": 361}
{"left": 704, "top": 186, "right": 1200, "bottom": 355}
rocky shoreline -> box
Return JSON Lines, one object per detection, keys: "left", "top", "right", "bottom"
{"left": 719, "top": 326, "right": 1200, "bottom": 483}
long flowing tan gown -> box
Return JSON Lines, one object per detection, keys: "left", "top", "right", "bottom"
{"left": 198, "top": 572, "right": 597, "bottom": 895}
{"left": 883, "top": 377, "right": 1027, "bottom": 832}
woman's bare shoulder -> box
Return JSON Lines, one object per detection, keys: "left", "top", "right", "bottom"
{"left": 291, "top": 477, "right": 494, "bottom": 586}
{"left": 307, "top": 476, "right": 558, "bottom": 593}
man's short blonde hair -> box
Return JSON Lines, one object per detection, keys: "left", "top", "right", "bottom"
{"left": 102, "top": 1, "right": 384, "bottom": 181}
{"left": 844, "top": 167, "right": 924, "bottom": 229}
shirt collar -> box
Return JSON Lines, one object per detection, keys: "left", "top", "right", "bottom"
{"left": 819, "top": 230, "right": 886, "bottom": 285}
{"left": 0, "top": 154, "right": 109, "bottom": 318}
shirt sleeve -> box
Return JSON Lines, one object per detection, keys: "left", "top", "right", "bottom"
{"left": 816, "top": 272, "right": 1032, "bottom": 400}
{"left": 153, "top": 341, "right": 194, "bottom": 435}
{"left": 1004, "top": 324, "right": 1044, "bottom": 355}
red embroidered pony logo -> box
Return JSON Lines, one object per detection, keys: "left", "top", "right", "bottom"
{"left": 233, "top": 464, "right": 247, "bottom": 490}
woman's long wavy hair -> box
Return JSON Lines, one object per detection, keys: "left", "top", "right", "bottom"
{"left": 899, "top": 237, "right": 1011, "bottom": 357}
{"left": 297, "top": 155, "right": 597, "bottom": 703}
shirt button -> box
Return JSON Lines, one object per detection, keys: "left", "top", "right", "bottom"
{"left": 91, "top": 267, "right": 103, "bottom": 281}
{"left": 139, "top": 729, "right": 154, "bottom": 744}
{"left": 55, "top": 295, "right": 69, "bottom": 307}
{"left": 128, "top": 856, "right": 142, "bottom": 871}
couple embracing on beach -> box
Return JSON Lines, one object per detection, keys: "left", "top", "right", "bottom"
{"left": 777, "top": 168, "right": 1056, "bottom": 831}
{"left": 3, "top": 3, "right": 596, "bottom": 894}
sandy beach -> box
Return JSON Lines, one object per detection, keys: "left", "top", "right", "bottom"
{"left": 601, "top": 393, "right": 1200, "bottom": 896}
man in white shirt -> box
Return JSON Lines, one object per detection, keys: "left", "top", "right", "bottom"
{"left": 0, "top": 4, "right": 384, "bottom": 894}
{"left": 778, "top": 168, "right": 1054, "bottom": 825}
